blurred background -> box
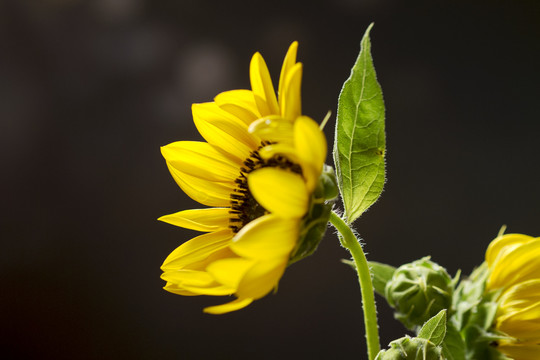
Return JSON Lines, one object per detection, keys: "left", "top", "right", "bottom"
{"left": 1, "top": 0, "right": 539, "bottom": 359}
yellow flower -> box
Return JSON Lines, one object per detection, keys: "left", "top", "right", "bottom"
{"left": 485, "top": 233, "right": 540, "bottom": 359}
{"left": 159, "top": 42, "right": 330, "bottom": 314}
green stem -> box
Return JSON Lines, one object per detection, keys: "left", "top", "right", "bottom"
{"left": 329, "top": 211, "right": 380, "bottom": 360}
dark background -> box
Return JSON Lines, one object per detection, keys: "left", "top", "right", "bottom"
{"left": 2, "top": 0, "right": 539, "bottom": 359}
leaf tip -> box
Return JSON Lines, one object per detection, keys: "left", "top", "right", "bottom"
{"left": 362, "top": 22, "right": 375, "bottom": 44}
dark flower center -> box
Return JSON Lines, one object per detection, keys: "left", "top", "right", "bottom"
{"left": 229, "top": 141, "right": 302, "bottom": 233}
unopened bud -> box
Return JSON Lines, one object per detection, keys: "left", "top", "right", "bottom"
{"left": 385, "top": 257, "right": 453, "bottom": 329}
{"left": 375, "top": 336, "right": 444, "bottom": 360}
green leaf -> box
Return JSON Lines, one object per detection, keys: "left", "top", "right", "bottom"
{"left": 369, "top": 261, "right": 396, "bottom": 296}
{"left": 418, "top": 310, "right": 447, "bottom": 346}
{"left": 333, "top": 23, "right": 386, "bottom": 224}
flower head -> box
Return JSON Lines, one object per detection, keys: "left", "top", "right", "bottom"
{"left": 159, "top": 43, "right": 334, "bottom": 314}
{"left": 485, "top": 232, "right": 540, "bottom": 359}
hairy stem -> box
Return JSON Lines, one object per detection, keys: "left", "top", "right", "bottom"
{"left": 329, "top": 211, "right": 380, "bottom": 360}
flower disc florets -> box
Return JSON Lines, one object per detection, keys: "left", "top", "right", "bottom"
{"left": 229, "top": 142, "right": 303, "bottom": 233}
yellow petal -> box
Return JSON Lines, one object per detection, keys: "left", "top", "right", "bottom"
{"left": 278, "top": 41, "right": 298, "bottom": 108}
{"left": 236, "top": 257, "right": 288, "bottom": 299}
{"left": 177, "top": 285, "right": 235, "bottom": 296}
{"left": 250, "top": 52, "right": 279, "bottom": 116}
{"left": 164, "top": 282, "right": 235, "bottom": 296}
{"left": 497, "top": 280, "right": 540, "bottom": 342}
{"left": 214, "top": 89, "right": 260, "bottom": 124}
{"left": 183, "top": 247, "right": 237, "bottom": 272}
{"left": 486, "top": 233, "right": 535, "bottom": 269}
{"left": 248, "top": 116, "right": 294, "bottom": 145}
{"left": 280, "top": 63, "right": 302, "bottom": 121}
{"left": 497, "top": 343, "right": 540, "bottom": 360}
{"left": 499, "top": 307, "right": 540, "bottom": 343}
{"left": 203, "top": 297, "right": 253, "bottom": 314}
{"left": 192, "top": 102, "right": 259, "bottom": 161}
{"left": 489, "top": 238, "right": 540, "bottom": 290}
{"left": 206, "top": 257, "right": 255, "bottom": 289}
{"left": 498, "top": 305, "right": 540, "bottom": 341}
{"left": 162, "top": 272, "right": 236, "bottom": 296}
{"left": 294, "top": 116, "right": 327, "bottom": 192}
{"left": 231, "top": 214, "right": 298, "bottom": 260}
{"left": 163, "top": 282, "right": 199, "bottom": 296}
{"left": 499, "top": 279, "right": 540, "bottom": 307}
{"left": 161, "top": 230, "right": 233, "bottom": 270}
{"left": 158, "top": 208, "right": 231, "bottom": 232}
{"left": 248, "top": 167, "right": 309, "bottom": 218}
{"left": 166, "top": 163, "right": 234, "bottom": 207}
{"left": 258, "top": 143, "right": 298, "bottom": 162}
{"left": 162, "top": 269, "right": 214, "bottom": 287}
{"left": 161, "top": 141, "right": 240, "bottom": 183}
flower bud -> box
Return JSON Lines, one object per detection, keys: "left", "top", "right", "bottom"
{"left": 385, "top": 257, "right": 453, "bottom": 329}
{"left": 375, "top": 336, "right": 444, "bottom": 360}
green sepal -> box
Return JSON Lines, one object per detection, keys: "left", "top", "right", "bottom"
{"left": 333, "top": 22, "right": 386, "bottom": 224}
{"left": 418, "top": 310, "right": 447, "bottom": 346}
{"left": 447, "top": 261, "right": 514, "bottom": 360}
{"left": 320, "top": 165, "right": 339, "bottom": 201}
{"left": 468, "top": 300, "right": 499, "bottom": 334}
{"left": 369, "top": 261, "right": 396, "bottom": 296}
{"left": 452, "top": 262, "right": 490, "bottom": 330}
{"left": 288, "top": 167, "right": 337, "bottom": 265}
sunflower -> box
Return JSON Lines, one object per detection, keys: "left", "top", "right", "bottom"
{"left": 485, "top": 232, "right": 540, "bottom": 359}
{"left": 159, "top": 42, "right": 334, "bottom": 314}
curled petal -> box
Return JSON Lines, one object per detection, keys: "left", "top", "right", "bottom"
{"left": 280, "top": 63, "right": 302, "bottom": 121}
{"left": 258, "top": 144, "right": 298, "bottom": 162}
{"left": 192, "top": 102, "right": 259, "bottom": 161}
{"left": 161, "top": 141, "right": 240, "bottom": 182}
{"left": 158, "top": 208, "right": 231, "bottom": 232}
{"left": 231, "top": 214, "right": 298, "bottom": 260}
{"left": 294, "top": 116, "right": 327, "bottom": 191}
{"left": 162, "top": 270, "right": 235, "bottom": 296}
{"left": 214, "top": 89, "right": 260, "bottom": 124}
{"left": 250, "top": 52, "right": 280, "bottom": 116}
{"left": 166, "top": 163, "right": 234, "bottom": 207}
{"left": 236, "top": 257, "right": 288, "bottom": 299}
{"left": 162, "top": 281, "right": 199, "bottom": 296}
{"left": 161, "top": 230, "right": 233, "bottom": 271}
{"left": 278, "top": 41, "right": 298, "bottom": 105}
{"left": 248, "top": 168, "right": 309, "bottom": 218}
{"left": 203, "top": 298, "right": 253, "bottom": 315}
{"left": 206, "top": 257, "right": 255, "bottom": 289}
{"left": 248, "top": 116, "right": 294, "bottom": 145}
